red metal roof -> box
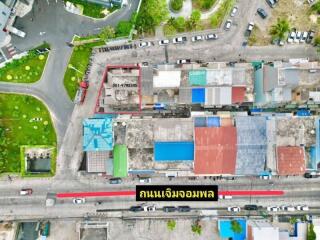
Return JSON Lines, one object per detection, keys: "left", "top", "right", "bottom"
{"left": 194, "top": 127, "right": 237, "bottom": 175}
{"left": 277, "top": 146, "right": 305, "bottom": 175}
{"left": 232, "top": 87, "right": 246, "bottom": 104}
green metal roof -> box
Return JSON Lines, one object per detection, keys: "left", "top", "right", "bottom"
{"left": 188, "top": 70, "right": 207, "bottom": 86}
{"left": 113, "top": 144, "right": 127, "bottom": 177}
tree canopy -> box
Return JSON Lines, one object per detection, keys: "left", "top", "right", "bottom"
{"left": 231, "top": 220, "right": 243, "bottom": 234}
{"left": 269, "top": 18, "right": 290, "bottom": 40}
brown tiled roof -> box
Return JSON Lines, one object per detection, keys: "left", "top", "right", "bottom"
{"left": 277, "top": 146, "right": 305, "bottom": 175}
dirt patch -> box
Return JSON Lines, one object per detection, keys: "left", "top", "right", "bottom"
{"left": 253, "top": 0, "right": 320, "bottom": 45}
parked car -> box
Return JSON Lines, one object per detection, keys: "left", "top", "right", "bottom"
{"left": 304, "top": 172, "right": 319, "bottom": 178}
{"left": 192, "top": 35, "right": 203, "bottom": 42}
{"left": 173, "top": 36, "right": 187, "bottom": 44}
{"left": 177, "top": 206, "right": 191, "bottom": 212}
{"left": 300, "top": 32, "right": 308, "bottom": 43}
{"left": 306, "top": 30, "right": 315, "bottom": 44}
{"left": 138, "top": 42, "right": 151, "bottom": 48}
{"left": 285, "top": 206, "right": 295, "bottom": 212}
{"left": 260, "top": 174, "right": 272, "bottom": 180}
{"left": 287, "top": 31, "right": 296, "bottom": 43}
{"left": 159, "top": 39, "right": 170, "bottom": 45}
{"left": 109, "top": 178, "right": 122, "bottom": 184}
{"left": 139, "top": 177, "right": 151, "bottom": 183}
{"left": 219, "top": 195, "right": 232, "bottom": 199}
{"left": 266, "top": 0, "right": 277, "bottom": 8}
{"left": 294, "top": 31, "right": 302, "bottom": 43}
{"left": 143, "top": 204, "right": 156, "bottom": 212}
{"left": 205, "top": 33, "right": 218, "bottom": 40}
{"left": 163, "top": 206, "right": 176, "bottom": 212}
{"left": 129, "top": 206, "right": 144, "bottom": 212}
{"left": 244, "top": 205, "right": 258, "bottom": 211}
{"left": 246, "top": 22, "right": 255, "bottom": 36}
{"left": 20, "top": 188, "right": 33, "bottom": 196}
{"left": 227, "top": 207, "right": 241, "bottom": 212}
{"left": 230, "top": 6, "right": 238, "bottom": 17}
{"left": 73, "top": 198, "right": 85, "bottom": 204}
{"left": 176, "top": 59, "right": 191, "bottom": 64}
{"left": 296, "top": 205, "right": 309, "bottom": 211}
{"left": 224, "top": 19, "right": 232, "bottom": 31}
{"left": 257, "top": 8, "right": 268, "bottom": 19}
{"left": 267, "top": 206, "right": 278, "bottom": 212}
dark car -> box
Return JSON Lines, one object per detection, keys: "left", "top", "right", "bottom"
{"left": 304, "top": 172, "right": 319, "bottom": 178}
{"left": 307, "top": 30, "right": 315, "bottom": 44}
{"left": 266, "top": 0, "right": 276, "bottom": 8}
{"left": 163, "top": 206, "right": 177, "bottom": 212}
{"left": 257, "top": 8, "right": 268, "bottom": 19}
{"left": 109, "top": 178, "right": 122, "bottom": 184}
{"left": 177, "top": 206, "right": 191, "bottom": 212}
{"left": 129, "top": 206, "right": 143, "bottom": 212}
{"left": 244, "top": 205, "right": 258, "bottom": 210}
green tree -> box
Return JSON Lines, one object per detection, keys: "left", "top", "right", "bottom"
{"left": 170, "top": 0, "right": 183, "bottom": 11}
{"left": 289, "top": 217, "right": 298, "bottom": 225}
{"left": 191, "top": 220, "right": 202, "bottom": 235}
{"left": 311, "top": 1, "right": 320, "bottom": 14}
{"left": 173, "top": 17, "right": 186, "bottom": 32}
{"left": 231, "top": 220, "right": 243, "bottom": 234}
{"left": 307, "top": 223, "right": 316, "bottom": 240}
{"left": 167, "top": 219, "right": 176, "bottom": 231}
{"left": 99, "top": 26, "right": 115, "bottom": 41}
{"left": 115, "top": 21, "right": 132, "bottom": 37}
{"left": 164, "top": 24, "right": 177, "bottom": 36}
{"left": 269, "top": 18, "right": 290, "bottom": 41}
{"left": 188, "top": 10, "right": 201, "bottom": 30}
{"left": 136, "top": 0, "right": 169, "bottom": 33}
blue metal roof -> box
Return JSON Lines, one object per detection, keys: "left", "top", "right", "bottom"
{"left": 207, "top": 116, "right": 220, "bottom": 127}
{"left": 83, "top": 118, "right": 113, "bottom": 151}
{"left": 154, "top": 142, "right": 194, "bottom": 161}
{"left": 192, "top": 88, "right": 205, "bottom": 103}
{"left": 219, "top": 219, "right": 246, "bottom": 240}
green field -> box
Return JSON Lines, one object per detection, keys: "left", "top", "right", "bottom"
{"left": 0, "top": 51, "right": 48, "bottom": 83}
{"left": 0, "top": 93, "right": 57, "bottom": 174}
{"left": 63, "top": 41, "right": 105, "bottom": 100}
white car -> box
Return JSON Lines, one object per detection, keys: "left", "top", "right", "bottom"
{"left": 284, "top": 206, "right": 295, "bottom": 212}
{"left": 260, "top": 175, "right": 272, "bottom": 180}
{"left": 294, "top": 32, "right": 302, "bottom": 43}
{"left": 159, "top": 39, "right": 170, "bottom": 45}
{"left": 288, "top": 31, "right": 296, "bottom": 43}
{"left": 139, "top": 178, "right": 151, "bottom": 183}
{"left": 230, "top": 6, "right": 238, "bottom": 17}
{"left": 227, "top": 206, "right": 241, "bottom": 212}
{"left": 296, "top": 205, "right": 309, "bottom": 211}
{"left": 176, "top": 59, "right": 191, "bottom": 64}
{"left": 139, "top": 42, "right": 152, "bottom": 48}
{"left": 173, "top": 36, "right": 187, "bottom": 44}
{"left": 267, "top": 206, "right": 278, "bottom": 212}
{"left": 219, "top": 195, "right": 232, "bottom": 199}
{"left": 143, "top": 204, "right": 156, "bottom": 212}
{"left": 73, "top": 198, "right": 85, "bottom": 204}
{"left": 205, "top": 33, "right": 218, "bottom": 40}
{"left": 224, "top": 19, "right": 232, "bottom": 30}
{"left": 192, "top": 35, "right": 203, "bottom": 42}
{"left": 300, "top": 32, "right": 308, "bottom": 43}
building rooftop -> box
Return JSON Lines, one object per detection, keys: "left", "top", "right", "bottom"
{"left": 277, "top": 146, "right": 305, "bottom": 176}
{"left": 247, "top": 220, "right": 279, "bottom": 240}
{"left": 194, "top": 126, "right": 237, "bottom": 175}
{"left": 0, "top": 1, "right": 10, "bottom": 44}
{"left": 83, "top": 118, "right": 113, "bottom": 151}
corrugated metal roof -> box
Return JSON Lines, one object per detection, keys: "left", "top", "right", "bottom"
{"left": 232, "top": 87, "right": 246, "bottom": 104}
{"left": 83, "top": 118, "right": 113, "bottom": 151}
{"left": 205, "top": 87, "right": 232, "bottom": 105}
{"left": 113, "top": 144, "right": 128, "bottom": 177}
{"left": 277, "top": 146, "right": 305, "bottom": 175}
{"left": 194, "top": 127, "right": 237, "bottom": 174}
{"left": 0, "top": 1, "right": 10, "bottom": 43}
{"left": 154, "top": 141, "right": 194, "bottom": 161}
{"left": 153, "top": 70, "right": 181, "bottom": 88}
{"left": 192, "top": 88, "right": 205, "bottom": 103}
{"left": 188, "top": 70, "right": 207, "bottom": 86}
{"left": 206, "top": 69, "right": 232, "bottom": 85}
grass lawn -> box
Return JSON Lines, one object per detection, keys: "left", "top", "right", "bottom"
{"left": 210, "top": 0, "right": 235, "bottom": 28}
{"left": 0, "top": 52, "right": 48, "bottom": 83}
{"left": 192, "top": 0, "right": 217, "bottom": 11}
{"left": 0, "top": 93, "right": 57, "bottom": 174}
{"left": 63, "top": 41, "right": 105, "bottom": 100}
{"left": 249, "top": 0, "right": 320, "bottom": 46}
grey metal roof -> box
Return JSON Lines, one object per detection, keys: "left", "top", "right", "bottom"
{"left": 0, "top": 1, "right": 10, "bottom": 44}
{"left": 141, "top": 66, "right": 153, "bottom": 96}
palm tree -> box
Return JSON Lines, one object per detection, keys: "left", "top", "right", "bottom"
{"left": 191, "top": 219, "right": 202, "bottom": 235}
{"left": 231, "top": 220, "right": 243, "bottom": 234}
{"left": 167, "top": 219, "right": 176, "bottom": 231}
{"left": 269, "top": 18, "right": 290, "bottom": 41}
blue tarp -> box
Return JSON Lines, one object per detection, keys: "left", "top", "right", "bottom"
{"left": 154, "top": 142, "right": 194, "bottom": 161}
{"left": 309, "top": 146, "right": 316, "bottom": 169}
{"left": 207, "top": 116, "right": 220, "bottom": 127}
{"left": 192, "top": 88, "right": 205, "bottom": 103}
{"left": 219, "top": 219, "right": 246, "bottom": 240}
{"left": 297, "top": 109, "right": 311, "bottom": 116}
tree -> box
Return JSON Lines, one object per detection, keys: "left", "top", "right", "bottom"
{"left": 116, "top": 21, "right": 132, "bottom": 37}
{"left": 167, "top": 219, "right": 176, "bottom": 231}
{"left": 188, "top": 10, "right": 201, "bottom": 30}
{"left": 99, "top": 26, "right": 115, "bottom": 41}
{"left": 307, "top": 223, "right": 316, "bottom": 240}
{"left": 191, "top": 220, "right": 202, "bottom": 235}
{"left": 289, "top": 217, "right": 298, "bottom": 225}
{"left": 269, "top": 18, "right": 290, "bottom": 41}
{"left": 173, "top": 17, "right": 186, "bottom": 32}
{"left": 136, "top": 0, "right": 169, "bottom": 33}
{"left": 311, "top": 1, "right": 320, "bottom": 14}
{"left": 231, "top": 220, "right": 243, "bottom": 234}
{"left": 170, "top": 0, "right": 183, "bottom": 11}
{"left": 164, "top": 24, "right": 177, "bottom": 36}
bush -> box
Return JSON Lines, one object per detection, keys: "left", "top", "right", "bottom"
{"left": 194, "top": 0, "right": 216, "bottom": 11}
{"left": 116, "top": 21, "right": 133, "bottom": 37}
{"left": 173, "top": 17, "right": 186, "bottom": 32}
{"left": 170, "top": 0, "right": 183, "bottom": 11}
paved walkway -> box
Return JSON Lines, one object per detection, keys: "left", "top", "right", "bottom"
{"left": 167, "top": 0, "right": 192, "bottom": 18}
{"left": 200, "top": 0, "right": 224, "bottom": 19}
